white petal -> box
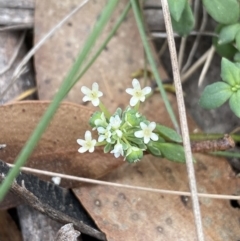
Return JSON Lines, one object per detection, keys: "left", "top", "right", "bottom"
{"left": 92, "top": 98, "right": 100, "bottom": 106}
{"left": 92, "top": 82, "right": 99, "bottom": 91}
{"left": 130, "top": 96, "right": 139, "bottom": 106}
{"left": 98, "top": 135, "right": 105, "bottom": 142}
{"left": 143, "top": 136, "right": 150, "bottom": 144}
{"left": 139, "top": 96, "right": 146, "bottom": 102}
{"left": 77, "top": 139, "right": 85, "bottom": 145}
{"left": 81, "top": 86, "right": 91, "bottom": 95}
{"left": 92, "top": 139, "right": 97, "bottom": 146}
{"left": 97, "top": 127, "right": 105, "bottom": 133}
{"left": 149, "top": 122, "right": 156, "bottom": 131}
{"left": 132, "top": 78, "right": 141, "bottom": 89}
{"left": 126, "top": 88, "right": 134, "bottom": 95}
{"left": 85, "top": 131, "right": 92, "bottom": 140}
{"left": 82, "top": 96, "right": 90, "bottom": 102}
{"left": 78, "top": 146, "right": 88, "bottom": 153}
{"left": 134, "top": 130, "right": 144, "bottom": 138}
{"left": 142, "top": 86, "right": 151, "bottom": 95}
{"left": 151, "top": 133, "right": 159, "bottom": 141}
{"left": 89, "top": 146, "right": 95, "bottom": 153}
{"left": 97, "top": 91, "right": 103, "bottom": 97}
{"left": 140, "top": 122, "right": 147, "bottom": 130}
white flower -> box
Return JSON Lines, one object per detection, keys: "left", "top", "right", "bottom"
{"left": 126, "top": 78, "right": 151, "bottom": 106}
{"left": 134, "top": 122, "right": 158, "bottom": 144}
{"left": 77, "top": 131, "right": 96, "bottom": 153}
{"left": 81, "top": 82, "right": 103, "bottom": 106}
{"left": 97, "top": 125, "right": 112, "bottom": 143}
{"left": 109, "top": 115, "right": 122, "bottom": 129}
{"left": 110, "top": 142, "right": 124, "bottom": 158}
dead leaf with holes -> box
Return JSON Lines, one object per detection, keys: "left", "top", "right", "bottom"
{"left": 0, "top": 101, "right": 122, "bottom": 187}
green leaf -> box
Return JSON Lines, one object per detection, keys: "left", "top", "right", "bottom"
{"left": 155, "top": 124, "right": 182, "bottom": 143}
{"left": 168, "top": 0, "right": 187, "bottom": 22}
{"left": 200, "top": 82, "right": 232, "bottom": 109}
{"left": 229, "top": 91, "right": 240, "bottom": 117}
{"left": 221, "top": 58, "right": 240, "bottom": 85}
{"left": 158, "top": 143, "right": 186, "bottom": 162}
{"left": 235, "top": 31, "right": 240, "bottom": 53}
{"left": 203, "top": 0, "right": 239, "bottom": 24}
{"left": 218, "top": 23, "right": 240, "bottom": 44}
{"left": 213, "top": 24, "right": 238, "bottom": 59}
{"left": 171, "top": 2, "right": 195, "bottom": 36}
{"left": 147, "top": 143, "right": 162, "bottom": 157}
{"left": 113, "top": 107, "right": 122, "bottom": 117}
{"left": 234, "top": 52, "right": 240, "bottom": 62}
{"left": 104, "top": 143, "right": 112, "bottom": 153}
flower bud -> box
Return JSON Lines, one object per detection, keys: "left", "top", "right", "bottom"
{"left": 89, "top": 112, "right": 107, "bottom": 128}
{"left": 125, "top": 109, "right": 140, "bottom": 126}
{"left": 125, "top": 146, "right": 143, "bottom": 163}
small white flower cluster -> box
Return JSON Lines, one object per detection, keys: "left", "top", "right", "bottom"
{"left": 77, "top": 79, "right": 158, "bottom": 162}
{"left": 77, "top": 78, "right": 184, "bottom": 163}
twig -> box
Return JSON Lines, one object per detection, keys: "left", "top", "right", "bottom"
{"left": 182, "top": 8, "right": 207, "bottom": 73}
{"left": 0, "top": 31, "right": 26, "bottom": 76}
{"left": 6, "top": 163, "right": 240, "bottom": 200}
{"left": 178, "top": 37, "right": 187, "bottom": 70}
{"left": 151, "top": 31, "right": 217, "bottom": 38}
{"left": 160, "top": 0, "right": 205, "bottom": 240}
{"left": 157, "top": 39, "right": 168, "bottom": 58}
{"left": 181, "top": 47, "right": 210, "bottom": 83}
{"left": 198, "top": 45, "right": 215, "bottom": 86}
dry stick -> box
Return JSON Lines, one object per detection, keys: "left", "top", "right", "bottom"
{"left": 157, "top": 39, "right": 168, "bottom": 58}
{"left": 151, "top": 31, "right": 217, "bottom": 38}
{"left": 182, "top": 8, "right": 207, "bottom": 73}
{"left": 0, "top": 31, "right": 26, "bottom": 76}
{"left": 160, "top": 0, "right": 205, "bottom": 241}
{"left": 6, "top": 163, "right": 240, "bottom": 200}
{"left": 178, "top": 37, "right": 187, "bottom": 70}
{"left": 198, "top": 45, "right": 215, "bottom": 86}
{"left": 181, "top": 47, "right": 210, "bottom": 83}
{"left": 0, "top": 0, "right": 89, "bottom": 101}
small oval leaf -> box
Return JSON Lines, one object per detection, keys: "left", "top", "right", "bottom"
{"left": 156, "top": 124, "right": 182, "bottom": 143}
{"left": 203, "top": 0, "right": 240, "bottom": 24}
{"left": 158, "top": 143, "right": 186, "bottom": 162}
{"left": 221, "top": 58, "right": 240, "bottom": 85}
{"left": 218, "top": 23, "right": 240, "bottom": 44}
{"left": 200, "top": 82, "right": 232, "bottom": 109}
{"left": 171, "top": 2, "right": 195, "bottom": 36}
{"left": 168, "top": 0, "right": 187, "bottom": 22}
{"left": 229, "top": 91, "right": 240, "bottom": 117}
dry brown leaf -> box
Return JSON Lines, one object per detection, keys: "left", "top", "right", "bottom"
{"left": 0, "top": 101, "right": 122, "bottom": 187}
{"left": 34, "top": 0, "right": 146, "bottom": 114}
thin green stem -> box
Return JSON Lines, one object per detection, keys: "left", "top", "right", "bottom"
{"left": 190, "top": 133, "right": 240, "bottom": 142}
{"left": 210, "top": 151, "right": 240, "bottom": 158}
{"left": 99, "top": 102, "right": 111, "bottom": 119}
{"left": 134, "top": 102, "right": 140, "bottom": 111}
{"left": 0, "top": 0, "right": 119, "bottom": 201}
{"left": 130, "top": 0, "right": 179, "bottom": 132}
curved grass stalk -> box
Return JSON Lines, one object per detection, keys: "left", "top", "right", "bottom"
{"left": 0, "top": 0, "right": 119, "bottom": 201}
{"left": 130, "top": 0, "right": 179, "bottom": 132}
